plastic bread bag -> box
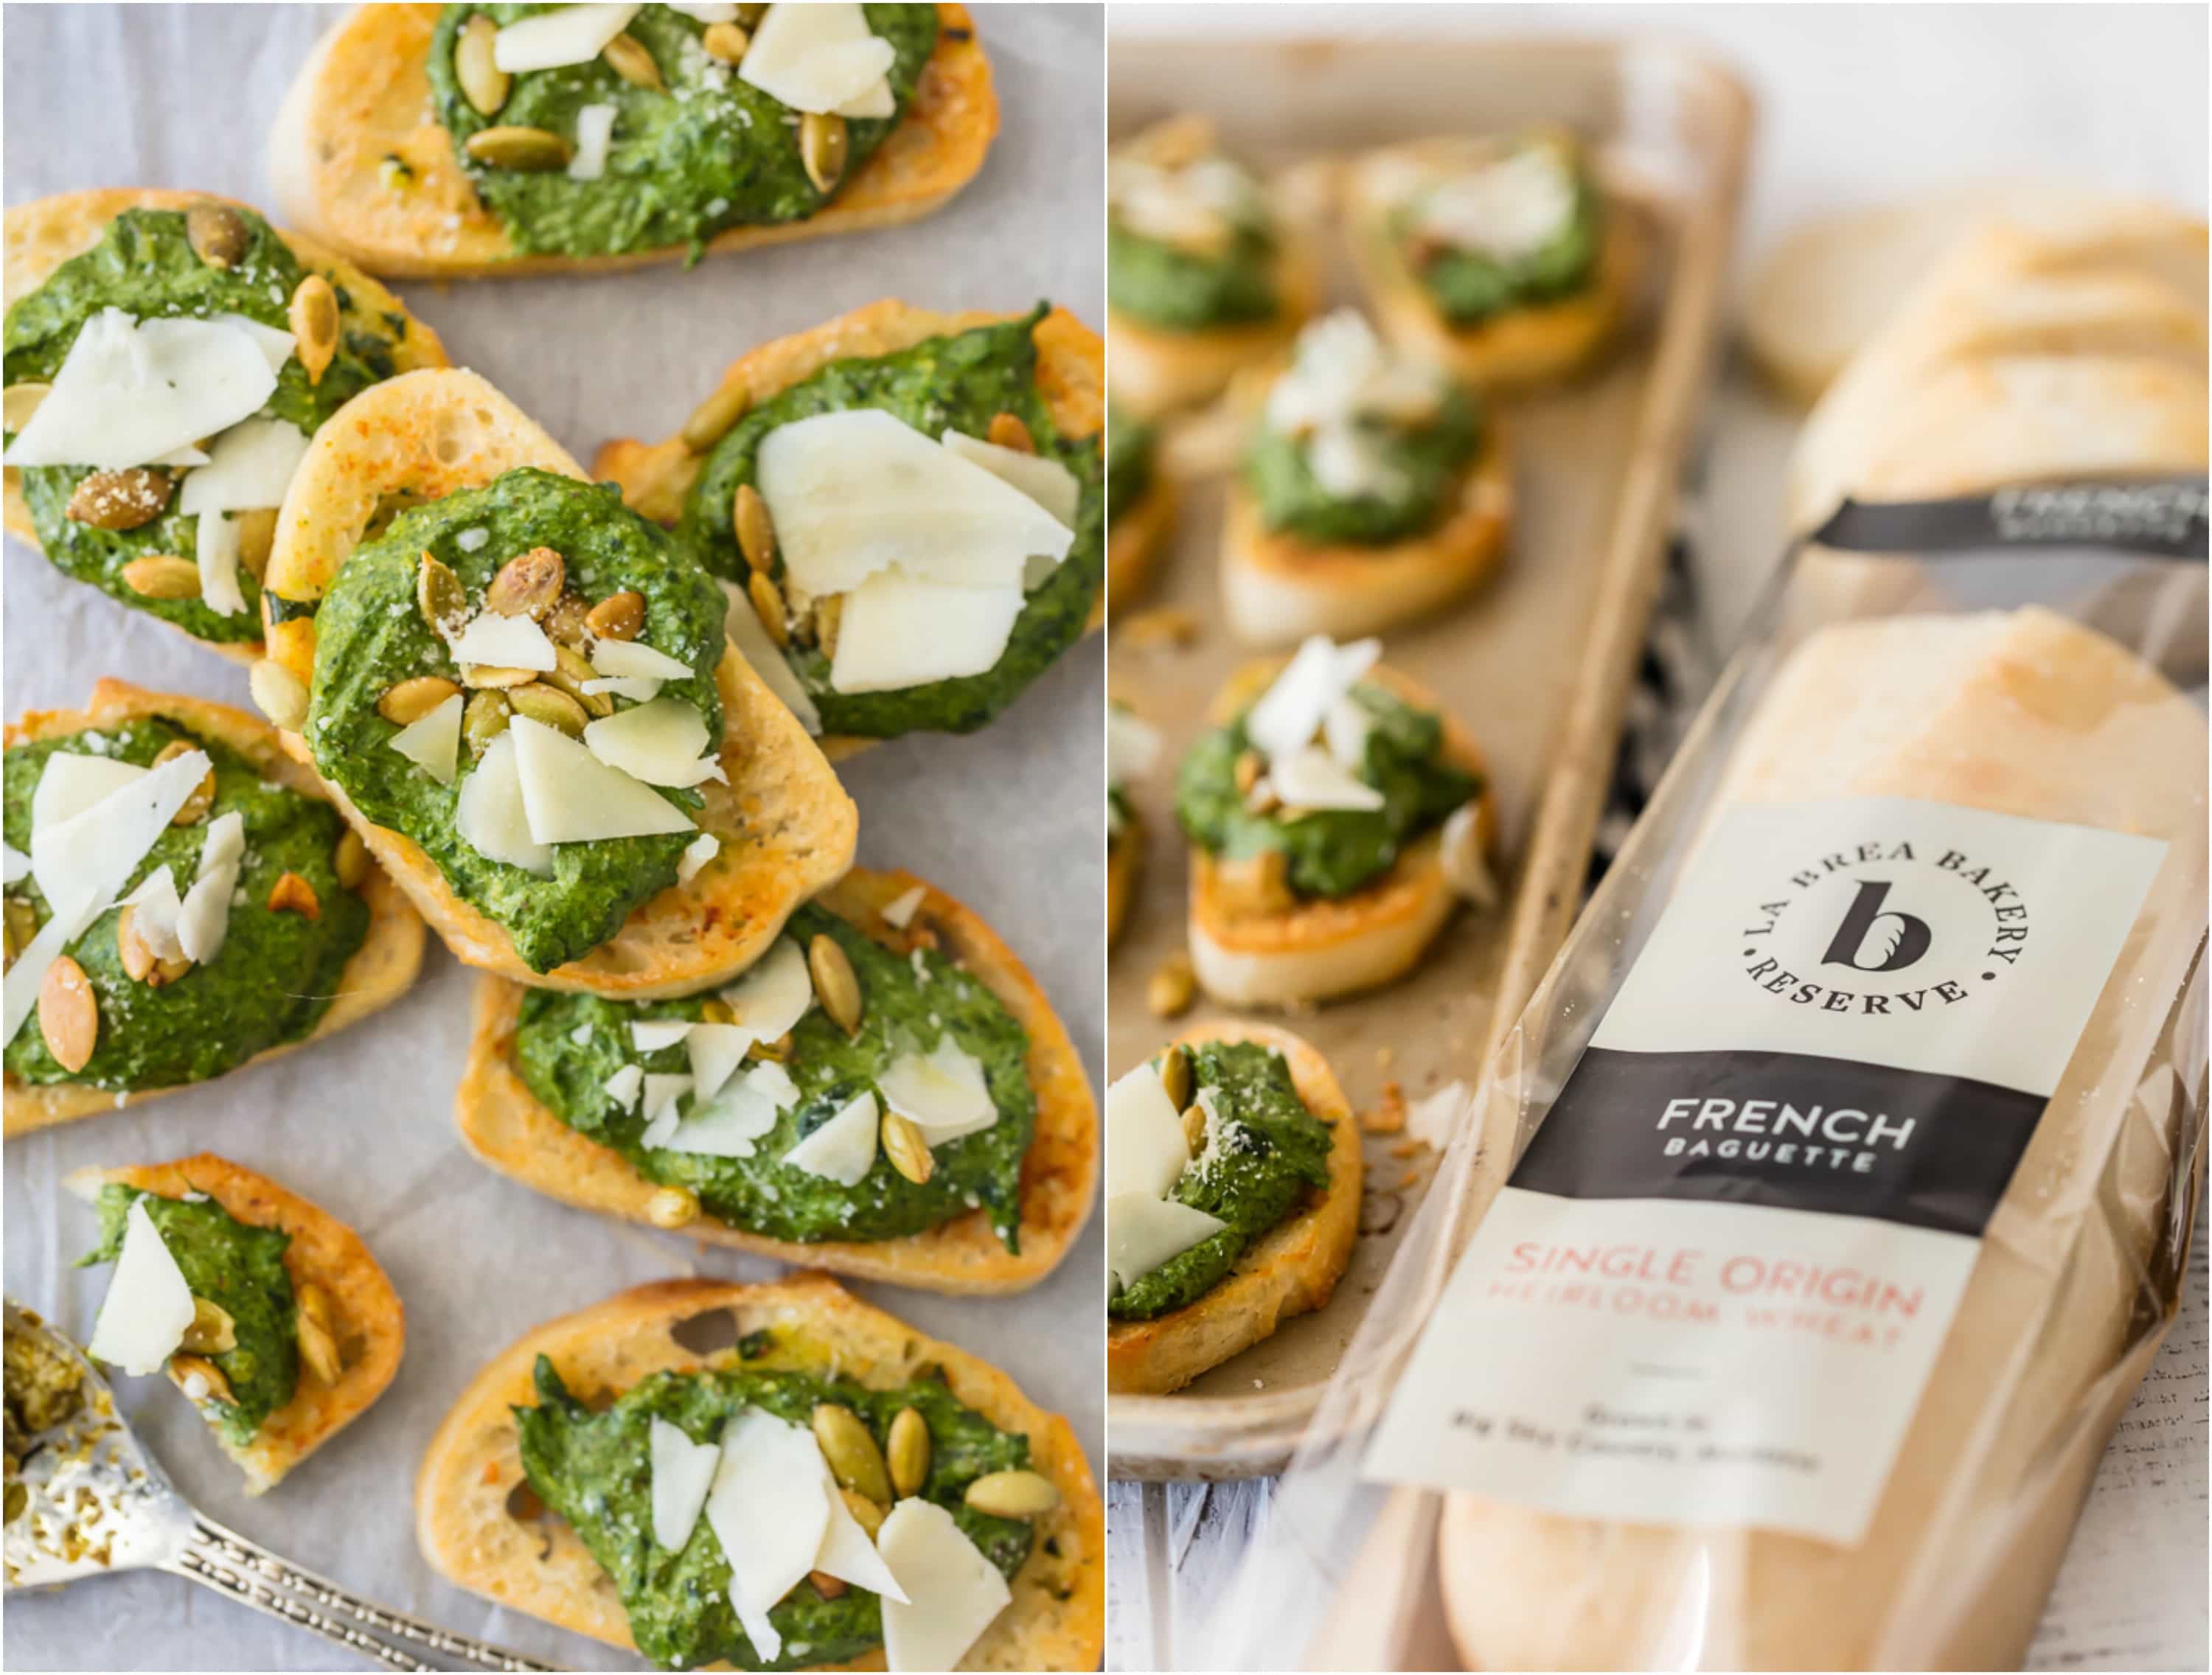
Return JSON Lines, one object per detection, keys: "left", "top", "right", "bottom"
{"left": 1201, "top": 478, "right": 2209, "bottom": 1671}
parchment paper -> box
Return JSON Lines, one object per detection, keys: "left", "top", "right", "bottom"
{"left": 0, "top": 6, "right": 1103, "bottom": 1669}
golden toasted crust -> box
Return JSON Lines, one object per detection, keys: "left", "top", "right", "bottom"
{"left": 1107, "top": 815, "right": 1141, "bottom": 949}
{"left": 1, "top": 189, "right": 451, "bottom": 664}
{"left": 1107, "top": 235, "right": 1322, "bottom": 422}
{"left": 1107, "top": 1022, "right": 1360, "bottom": 1395}
{"left": 268, "top": 4, "right": 995, "bottom": 280}
{"left": 262, "top": 367, "right": 858, "bottom": 997}
{"left": 414, "top": 1273, "right": 1105, "bottom": 1671}
{"left": 1107, "top": 470, "right": 1178, "bottom": 616}
{"left": 453, "top": 866, "right": 1097, "bottom": 1292}
{"left": 3, "top": 680, "right": 425, "bottom": 1138}
{"left": 64, "top": 1152, "right": 403, "bottom": 1496}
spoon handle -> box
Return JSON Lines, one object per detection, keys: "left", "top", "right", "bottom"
{"left": 168, "top": 1516, "right": 560, "bottom": 1673}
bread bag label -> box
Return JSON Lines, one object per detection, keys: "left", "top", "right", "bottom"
{"left": 1810, "top": 479, "right": 2208, "bottom": 558}
{"left": 1365, "top": 793, "right": 2166, "bottom": 1545}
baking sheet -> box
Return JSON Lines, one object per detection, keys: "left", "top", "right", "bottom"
{"left": 0, "top": 5, "right": 1103, "bottom": 1669}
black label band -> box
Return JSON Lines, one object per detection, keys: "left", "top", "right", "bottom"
{"left": 1812, "top": 479, "right": 2209, "bottom": 560}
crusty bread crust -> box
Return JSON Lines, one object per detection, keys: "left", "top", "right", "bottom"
{"left": 262, "top": 366, "right": 857, "bottom": 997}
{"left": 64, "top": 1152, "right": 404, "bottom": 1497}
{"left": 1220, "top": 422, "right": 1512, "bottom": 647}
{"left": 415, "top": 1272, "right": 1105, "bottom": 1671}
{"left": 3, "top": 680, "right": 425, "bottom": 1138}
{"left": 1186, "top": 662, "right": 1495, "bottom": 1007}
{"left": 268, "top": 4, "right": 995, "bottom": 280}
{"left": 452, "top": 866, "right": 1097, "bottom": 1294}
{"left": 1106, "top": 1022, "right": 1360, "bottom": 1395}
{"left": 1, "top": 189, "right": 451, "bottom": 665}
{"left": 1107, "top": 813, "right": 1141, "bottom": 949}
{"left": 1107, "top": 234, "right": 1321, "bottom": 422}
{"left": 1107, "top": 470, "right": 1178, "bottom": 616}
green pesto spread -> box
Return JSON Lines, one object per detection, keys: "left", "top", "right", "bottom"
{"left": 2, "top": 720, "right": 369, "bottom": 1091}
{"left": 1, "top": 206, "right": 410, "bottom": 642}
{"left": 1394, "top": 142, "right": 1603, "bottom": 326}
{"left": 677, "top": 307, "right": 1103, "bottom": 739}
{"left": 80, "top": 1185, "right": 298, "bottom": 1447}
{"left": 1245, "top": 383, "right": 1482, "bottom": 547}
{"left": 1105, "top": 404, "right": 1154, "bottom": 526}
{"left": 514, "top": 904, "right": 1033, "bottom": 1246}
{"left": 428, "top": 4, "right": 936, "bottom": 261}
{"left": 1107, "top": 153, "right": 1279, "bottom": 331}
{"left": 1176, "top": 681, "right": 1480, "bottom": 900}
{"left": 304, "top": 468, "right": 726, "bottom": 974}
{"left": 1110, "top": 1040, "right": 1332, "bottom": 1320}
{"left": 517, "top": 1347, "right": 1032, "bottom": 1671}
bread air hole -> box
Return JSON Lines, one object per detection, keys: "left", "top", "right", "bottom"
{"left": 669, "top": 1307, "right": 742, "bottom": 1358}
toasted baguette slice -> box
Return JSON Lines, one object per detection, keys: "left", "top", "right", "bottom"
{"left": 1108, "top": 814, "right": 1142, "bottom": 949}
{"left": 1108, "top": 234, "right": 1323, "bottom": 422}
{"left": 268, "top": 4, "right": 995, "bottom": 280}
{"left": 1107, "top": 470, "right": 1178, "bottom": 616}
{"left": 262, "top": 366, "right": 857, "bottom": 997}
{"left": 1188, "top": 663, "right": 1495, "bottom": 1008}
{"left": 4, "top": 680, "right": 425, "bottom": 1138}
{"left": 416, "top": 1272, "right": 1105, "bottom": 1670}
{"left": 1, "top": 189, "right": 451, "bottom": 664}
{"left": 453, "top": 866, "right": 1097, "bottom": 1293}
{"left": 1221, "top": 422, "right": 1512, "bottom": 646}
{"left": 1107, "top": 1022, "right": 1360, "bottom": 1395}
{"left": 64, "top": 1153, "right": 403, "bottom": 1496}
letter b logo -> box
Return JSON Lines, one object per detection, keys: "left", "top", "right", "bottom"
{"left": 1822, "top": 880, "right": 1930, "bottom": 973}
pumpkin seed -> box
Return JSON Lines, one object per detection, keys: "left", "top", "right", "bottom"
{"left": 1234, "top": 749, "right": 1263, "bottom": 797}
{"left": 377, "top": 675, "right": 462, "bottom": 726}
{"left": 987, "top": 412, "right": 1035, "bottom": 455}
{"left": 1158, "top": 1043, "right": 1193, "bottom": 1112}
{"left": 3, "top": 383, "right": 51, "bottom": 433}
{"left": 734, "top": 2, "right": 768, "bottom": 26}
{"left": 3, "top": 899, "right": 36, "bottom": 972}
{"left": 840, "top": 1487, "right": 886, "bottom": 1538}
{"left": 746, "top": 570, "right": 790, "bottom": 649}
{"left": 700, "top": 20, "right": 751, "bottom": 63}
{"left": 485, "top": 545, "right": 564, "bottom": 620}
{"left": 887, "top": 1406, "right": 931, "bottom": 1497}
{"left": 1182, "top": 1102, "right": 1207, "bottom": 1152}
{"left": 462, "top": 690, "right": 512, "bottom": 759}
{"left": 681, "top": 380, "right": 751, "bottom": 452}
{"left": 289, "top": 275, "right": 339, "bottom": 387}
{"left": 465, "top": 125, "right": 573, "bottom": 172}
{"left": 644, "top": 1185, "right": 700, "bottom": 1230}
{"left": 181, "top": 1298, "right": 237, "bottom": 1356}
{"left": 881, "top": 1110, "right": 933, "bottom": 1185}
{"left": 734, "top": 484, "right": 776, "bottom": 574}
{"left": 250, "top": 658, "right": 310, "bottom": 730}
{"left": 508, "top": 681, "right": 588, "bottom": 738}
{"left": 813, "top": 593, "right": 844, "bottom": 659}
{"left": 808, "top": 934, "right": 863, "bottom": 1036}
{"left": 38, "top": 957, "right": 97, "bottom": 1073}
{"left": 185, "top": 202, "right": 248, "bottom": 270}
{"left": 296, "top": 1281, "right": 344, "bottom": 1384}
{"left": 546, "top": 591, "right": 593, "bottom": 647}
{"left": 546, "top": 644, "right": 615, "bottom": 717}
{"left": 417, "top": 551, "right": 467, "bottom": 635}
{"left": 700, "top": 997, "right": 736, "bottom": 1025}
{"left": 602, "top": 30, "right": 661, "bottom": 88}
{"left": 268, "top": 871, "right": 321, "bottom": 919}
{"left": 167, "top": 1354, "right": 234, "bottom": 1406}
{"left": 809, "top": 1570, "right": 849, "bottom": 1601}
{"left": 585, "top": 590, "right": 644, "bottom": 641}
{"left": 800, "top": 112, "right": 849, "bottom": 195}
{"left": 748, "top": 1031, "right": 793, "bottom": 1063}
{"left": 1147, "top": 952, "right": 1196, "bottom": 1018}
{"left": 66, "top": 467, "right": 173, "bottom": 531}
{"left": 455, "top": 13, "right": 509, "bottom": 115}
{"left": 116, "top": 907, "right": 156, "bottom": 983}
{"left": 153, "top": 740, "right": 217, "bottom": 826}
{"left": 334, "top": 829, "right": 372, "bottom": 891}
{"left": 812, "top": 1404, "right": 893, "bottom": 1504}
{"left": 461, "top": 664, "right": 540, "bottom": 690}
{"left": 964, "top": 1469, "right": 1060, "bottom": 1519}
{"left": 119, "top": 554, "right": 201, "bottom": 600}
{"left": 235, "top": 508, "right": 277, "bottom": 581}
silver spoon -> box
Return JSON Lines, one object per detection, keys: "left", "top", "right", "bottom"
{"left": 4, "top": 1299, "right": 559, "bottom": 1672}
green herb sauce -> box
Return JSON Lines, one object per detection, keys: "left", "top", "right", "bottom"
{"left": 1244, "top": 385, "right": 1483, "bottom": 547}
{"left": 1397, "top": 154, "right": 1603, "bottom": 325}
{"left": 1107, "top": 163, "right": 1280, "bottom": 331}
{"left": 1105, "top": 403, "right": 1155, "bottom": 526}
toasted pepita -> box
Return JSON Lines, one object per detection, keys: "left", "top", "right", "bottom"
{"left": 881, "top": 1110, "right": 933, "bottom": 1185}
{"left": 545, "top": 645, "right": 616, "bottom": 717}
{"left": 268, "top": 871, "right": 321, "bottom": 919}
{"left": 887, "top": 1406, "right": 931, "bottom": 1498}
{"left": 485, "top": 546, "right": 565, "bottom": 620}
{"left": 334, "top": 828, "right": 372, "bottom": 891}
{"left": 1181, "top": 1103, "right": 1207, "bottom": 1152}
{"left": 700, "top": 20, "right": 751, "bottom": 63}
{"left": 699, "top": 997, "right": 737, "bottom": 1026}
{"left": 546, "top": 592, "right": 593, "bottom": 648}
{"left": 152, "top": 740, "right": 218, "bottom": 826}
{"left": 812, "top": 1404, "right": 893, "bottom": 1504}
{"left": 1147, "top": 952, "right": 1197, "bottom": 1018}
{"left": 1159, "top": 1043, "right": 1193, "bottom": 1112}
{"left": 417, "top": 551, "right": 467, "bottom": 635}
{"left": 734, "top": 2, "right": 768, "bottom": 26}
{"left": 507, "top": 681, "right": 589, "bottom": 738}
{"left": 289, "top": 275, "right": 339, "bottom": 387}
{"left": 809, "top": 1570, "right": 849, "bottom": 1601}
{"left": 3, "top": 382, "right": 51, "bottom": 433}
{"left": 66, "top": 467, "right": 173, "bottom": 531}
{"left": 808, "top": 935, "right": 863, "bottom": 1036}
{"left": 3, "top": 899, "right": 36, "bottom": 972}
{"left": 185, "top": 202, "right": 248, "bottom": 270}
{"left": 462, "top": 690, "right": 513, "bottom": 759}
{"left": 167, "top": 1354, "right": 234, "bottom": 1406}
{"left": 964, "top": 1469, "right": 1060, "bottom": 1519}
{"left": 234, "top": 508, "right": 277, "bottom": 582}
{"left": 455, "top": 13, "right": 509, "bottom": 115}
{"left": 296, "top": 1281, "right": 344, "bottom": 1384}
{"left": 465, "top": 125, "right": 573, "bottom": 172}
{"left": 840, "top": 1486, "right": 887, "bottom": 1538}
{"left": 746, "top": 570, "right": 790, "bottom": 649}
{"left": 1234, "top": 749, "right": 1263, "bottom": 797}
{"left": 250, "top": 658, "right": 310, "bottom": 730}
{"left": 800, "top": 112, "right": 849, "bottom": 195}
{"left": 734, "top": 483, "right": 776, "bottom": 575}
{"left": 584, "top": 590, "right": 644, "bottom": 642}
{"left": 644, "top": 1185, "right": 700, "bottom": 1229}
{"left": 461, "top": 664, "right": 540, "bottom": 690}
{"left": 116, "top": 907, "right": 156, "bottom": 984}
{"left": 119, "top": 554, "right": 201, "bottom": 601}
{"left": 378, "top": 675, "right": 462, "bottom": 726}
{"left": 602, "top": 30, "right": 661, "bottom": 88}
{"left": 987, "top": 412, "right": 1036, "bottom": 455}
{"left": 813, "top": 593, "right": 844, "bottom": 660}
{"left": 38, "top": 957, "right": 97, "bottom": 1073}
{"left": 181, "top": 1298, "right": 237, "bottom": 1357}
{"left": 681, "top": 380, "right": 751, "bottom": 453}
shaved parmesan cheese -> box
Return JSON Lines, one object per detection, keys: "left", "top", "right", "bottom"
{"left": 4, "top": 310, "right": 278, "bottom": 471}
{"left": 1270, "top": 745, "right": 1385, "bottom": 812}
{"left": 878, "top": 1039, "right": 998, "bottom": 1145}
{"left": 783, "top": 1090, "right": 880, "bottom": 1187}
{"left": 212, "top": 313, "right": 298, "bottom": 377}
{"left": 1109, "top": 1192, "right": 1228, "bottom": 1292}
{"left": 633, "top": 1019, "right": 697, "bottom": 1052}
{"left": 719, "top": 938, "right": 813, "bottom": 1039}
{"left": 650, "top": 1417, "right": 719, "bottom": 1552}
{"left": 939, "top": 428, "right": 1082, "bottom": 529}
{"left": 569, "top": 103, "right": 616, "bottom": 182}
{"left": 493, "top": 3, "right": 639, "bottom": 72}
{"left": 757, "top": 408, "right": 1074, "bottom": 598}
{"left": 830, "top": 568, "right": 1026, "bottom": 694}
{"left": 739, "top": 3, "right": 894, "bottom": 115}
{"left": 639, "top": 1073, "right": 695, "bottom": 1148}
{"left": 1440, "top": 800, "right": 1497, "bottom": 908}
{"left": 836, "top": 77, "right": 896, "bottom": 119}
{"left": 194, "top": 511, "right": 249, "bottom": 618}
{"left": 178, "top": 417, "right": 309, "bottom": 514}
{"left": 604, "top": 1063, "right": 644, "bottom": 1112}
{"left": 877, "top": 1499, "right": 1013, "bottom": 1674}
{"left": 1245, "top": 635, "right": 1382, "bottom": 765}
{"left": 661, "top": 1076, "right": 780, "bottom": 1157}
{"left": 119, "top": 866, "right": 186, "bottom": 961}
{"left": 86, "top": 1199, "right": 198, "bottom": 1376}
{"left": 454, "top": 731, "right": 553, "bottom": 877}
{"left": 32, "top": 754, "right": 147, "bottom": 836}
{"left": 1105, "top": 1062, "right": 1192, "bottom": 1201}
{"left": 508, "top": 716, "right": 695, "bottom": 844}
{"left": 178, "top": 811, "right": 245, "bottom": 964}
{"left": 706, "top": 1410, "right": 832, "bottom": 1664}
{"left": 665, "top": 1, "right": 737, "bottom": 20}
{"left": 388, "top": 693, "right": 462, "bottom": 785}
{"left": 677, "top": 832, "right": 720, "bottom": 883}
{"left": 1321, "top": 693, "right": 1372, "bottom": 771}
{"left": 580, "top": 675, "right": 663, "bottom": 704}
{"left": 1417, "top": 142, "right": 1576, "bottom": 260}
{"left": 747, "top": 1060, "right": 799, "bottom": 1108}
{"left": 582, "top": 698, "right": 725, "bottom": 788}
{"left": 590, "top": 639, "right": 694, "bottom": 682}
{"left": 1107, "top": 705, "right": 1161, "bottom": 790}
{"left": 720, "top": 579, "right": 821, "bottom": 734}
{"left": 1, "top": 845, "right": 27, "bottom": 885}
{"left": 813, "top": 1458, "right": 908, "bottom": 1600}
{"left": 880, "top": 885, "right": 927, "bottom": 929}
{"left": 448, "top": 611, "right": 557, "bottom": 673}
{"left": 686, "top": 1023, "right": 756, "bottom": 1105}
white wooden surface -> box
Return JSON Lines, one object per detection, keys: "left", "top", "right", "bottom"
{"left": 1103, "top": 4, "right": 2211, "bottom": 1670}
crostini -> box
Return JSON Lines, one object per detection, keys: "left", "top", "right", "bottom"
{"left": 1106, "top": 403, "right": 1177, "bottom": 612}
{"left": 454, "top": 867, "right": 1096, "bottom": 1293}
{"left": 269, "top": 4, "right": 995, "bottom": 279}
{"left": 1106, "top": 700, "right": 1161, "bottom": 947}
{"left": 255, "top": 366, "right": 855, "bottom": 994}
{"left": 1106, "top": 1023, "right": 1358, "bottom": 1395}
{"left": 3, "top": 681, "right": 424, "bottom": 1138}
{"left": 594, "top": 297, "right": 1104, "bottom": 753}
{"left": 417, "top": 1273, "right": 1105, "bottom": 1671}
{"left": 1177, "top": 637, "right": 1497, "bottom": 1007}
{"left": 1, "top": 189, "right": 448, "bottom": 661}
{"left": 1222, "top": 309, "right": 1512, "bottom": 644}
{"left": 1346, "top": 128, "right": 1640, "bottom": 391}
{"left": 68, "top": 1153, "right": 403, "bottom": 1496}
{"left": 1107, "top": 115, "right": 1318, "bottom": 421}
